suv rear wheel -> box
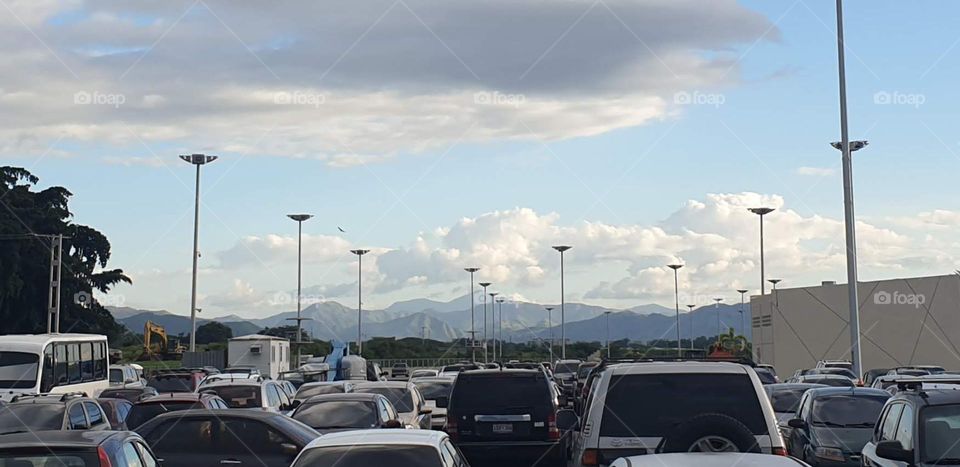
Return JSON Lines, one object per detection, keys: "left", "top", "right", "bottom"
{"left": 659, "top": 413, "right": 760, "bottom": 453}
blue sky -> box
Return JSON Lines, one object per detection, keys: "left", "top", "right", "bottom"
{"left": 6, "top": 1, "right": 960, "bottom": 318}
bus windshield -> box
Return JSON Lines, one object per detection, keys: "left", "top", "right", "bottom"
{"left": 0, "top": 352, "right": 39, "bottom": 389}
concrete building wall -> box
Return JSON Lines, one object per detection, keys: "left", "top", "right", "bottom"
{"left": 751, "top": 274, "right": 960, "bottom": 378}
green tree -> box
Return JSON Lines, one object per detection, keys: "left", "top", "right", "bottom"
{"left": 195, "top": 321, "right": 233, "bottom": 344}
{"left": 0, "top": 166, "right": 130, "bottom": 342}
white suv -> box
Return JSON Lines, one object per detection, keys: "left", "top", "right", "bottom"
{"left": 571, "top": 361, "right": 786, "bottom": 466}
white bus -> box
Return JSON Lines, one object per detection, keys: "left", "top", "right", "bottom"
{"left": 0, "top": 333, "right": 109, "bottom": 402}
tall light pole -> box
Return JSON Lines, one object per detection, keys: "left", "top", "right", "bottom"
{"left": 464, "top": 267, "right": 480, "bottom": 362}
{"left": 180, "top": 153, "right": 217, "bottom": 352}
{"left": 768, "top": 279, "right": 782, "bottom": 309}
{"left": 496, "top": 297, "right": 505, "bottom": 360}
{"left": 287, "top": 214, "right": 313, "bottom": 364}
{"left": 737, "top": 288, "right": 748, "bottom": 338}
{"left": 748, "top": 207, "right": 775, "bottom": 296}
{"left": 686, "top": 304, "right": 696, "bottom": 350}
{"left": 488, "top": 292, "right": 499, "bottom": 360}
{"left": 667, "top": 264, "right": 683, "bottom": 357}
{"left": 350, "top": 249, "right": 370, "bottom": 355}
{"left": 552, "top": 245, "right": 572, "bottom": 359}
{"left": 479, "top": 282, "right": 492, "bottom": 363}
{"left": 604, "top": 311, "right": 611, "bottom": 359}
{"left": 713, "top": 297, "right": 723, "bottom": 337}
{"left": 833, "top": 0, "right": 866, "bottom": 378}
{"left": 545, "top": 306, "right": 554, "bottom": 363}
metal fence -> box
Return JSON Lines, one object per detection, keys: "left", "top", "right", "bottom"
{"left": 182, "top": 350, "right": 226, "bottom": 369}
{"left": 370, "top": 358, "right": 463, "bottom": 369}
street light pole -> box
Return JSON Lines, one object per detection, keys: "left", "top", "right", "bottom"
{"left": 552, "top": 246, "right": 572, "bottom": 360}
{"left": 350, "top": 249, "right": 370, "bottom": 355}
{"left": 667, "top": 264, "right": 683, "bottom": 357}
{"left": 287, "top": 214, "right": 313, "bottom": 364}
{"left": 713, "top": 298, "right": 724, "bottom": 337}
{"left": 496, "top": 297, "right": 505, "bottom": 360}
{"left": 604, "top": 311, "right": 611, "bottom": 359}
{"left": 545, "top": 307, "right": 554, "bottom": 363}
{"left": 768, "top": 279, "right": 782, "bottom": 309}
{"left": 488, "top": 292, "right": 499, "bottom": 360}
{"left": 737, "top": 288, "right": 748, "bottom": 337}
{"left": 748, "top": 207, "right": 775, "bottom": 296}
{"left": 179, "top": 153, "right": 217, "bottom": 352}
{"left": 464, "top": 267, "right": 480, "bottom": 362}
{"left": 479, "top": 282, "right": 491, "bottom": 363}
{"left": 686, "top": 304, "right": 696, "bottom": 350}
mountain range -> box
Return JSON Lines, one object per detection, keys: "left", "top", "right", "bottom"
{"left": 107, "top": 297, "right": 751, "bottom": 344}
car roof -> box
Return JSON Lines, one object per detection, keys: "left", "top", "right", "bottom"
{"left": 614, "top": 453, "right": 806, "bottom": 467}
{"left": 354, "top": 381, "right": 413, "bottom": 389}
{"left": 152, "top": 408, "right": 280, "bottom": 421}
{"left": 202, "top": 380, "right": 264, "bottom": 388}
{"left": 764, "top": 383, "right": 827, "bottom": 391}
{"left": 410, "top": 377, "right": 454, "bottom": 383}
{"left": 303, "top": 429, "right": 446, "bottom": 449}
{"left": 303, "top": 393, "right": 382, "bottom": 403}
{"left": 805, "top": 387, "right": 890, "bottom": 398}
{"left": 895, "top": 388, "right": 960, "bottom": 405}
{"left": 139, "top": 393, "right": 209, "bottom": 403}
{"left": 799, "top": 374, "right": 849, "bottom": 379}
{"left": 0, "top": 430, "right": 128, "bottom": 448}
{"left": 607, "top": 361, "right": 752, "bottom": 375}
{"left": 457, "top": 368, "right": 543, "bottom": 377}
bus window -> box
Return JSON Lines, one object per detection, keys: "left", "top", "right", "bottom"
{"left": 41, "top": 345, "right": 54, "bottom": 392}
{"left": 93, "top": 343, "right": 105, "bottom": 379}
{"left": 68, "top": 343, "right": 80, "bottom": 383}
{"left": 55, "top": 344, "right": 68, "bottom": 384}
{"left": 81, "top": 342, "right": 93, "bottom": 381}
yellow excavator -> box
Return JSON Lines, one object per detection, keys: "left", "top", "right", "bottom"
{"left": 139, "top": 321, "right": 187, "bottom": 361}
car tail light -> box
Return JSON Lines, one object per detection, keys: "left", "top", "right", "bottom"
{"left": 581, "top": 449, "right": 599, "bottom": 466}
{"left": 445, "top": 418, "right": 458, "bottom": 441}
{"left": 97, "top": 446, "right": 112, "bottom": 467}
{"left": 772, "top": 447, "right": 787, "bottom": 456}
{"left": 547, "top": 413, "right": 560, "bottom": 441}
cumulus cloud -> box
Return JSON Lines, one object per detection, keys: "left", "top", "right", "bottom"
{"left": 0, "top": 0, "right": 775, "bottom": 162}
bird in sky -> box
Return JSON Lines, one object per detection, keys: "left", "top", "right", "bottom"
{"left": 338, "top": 226, "right": 346, "bottom": 233}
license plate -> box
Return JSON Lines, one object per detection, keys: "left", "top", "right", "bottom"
{"left": 492, "top": 423, "right": 513, "bottom": 434}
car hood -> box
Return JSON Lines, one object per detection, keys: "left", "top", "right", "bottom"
{"left": 811, "top": 426, "right": 873, "bottom": 453}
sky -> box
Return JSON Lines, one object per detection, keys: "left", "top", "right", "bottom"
{"left": 5, "top": 0, "right": 960, "bottom": 319}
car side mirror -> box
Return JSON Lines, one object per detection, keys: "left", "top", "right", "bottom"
{"left": 876, "top": 440, "right": 914, "bottom": 463}
{"left": 382, "top": 419, "right": 403, "bottom": 429}
{"left": 290, "top": 399, "right": 301, "bottom": 409}
{"left": 435, "top": 396, "right": 449, "bottom": 408}
{"left": 280, "top": 443, "right": 299, "bottom": 457}
{"left": 556, "top": 409, "right": 579, "bottom": 432}
{"left": 787, "top": 419, "right": 807, "bottom": 429}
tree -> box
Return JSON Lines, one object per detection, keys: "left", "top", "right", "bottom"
{"left": 261, "top": 325, "right": 309, "bottom": 342}
{"left": 0, "top": 166, "right": 130, "bottom": 342}
{"left": 195, "top": 321, "right": 233, "bottom": 344}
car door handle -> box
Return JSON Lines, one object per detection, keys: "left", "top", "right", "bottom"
{"left": 220, "top": 460, "right": 242, "bottom": 465}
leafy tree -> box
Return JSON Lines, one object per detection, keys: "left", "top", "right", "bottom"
{"left": 195, "top": 321, "right": 233, "bottom": 344}
{"left": 261, "top": 325, "right": 309, "bottom": 342}
{"left": 0, "top": 166, "right": 130, "bottom": 343}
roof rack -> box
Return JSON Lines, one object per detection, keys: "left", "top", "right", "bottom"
{"left": 11, "top": 391, "right": 88, "bottom": 403}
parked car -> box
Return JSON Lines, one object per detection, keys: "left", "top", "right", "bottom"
{"left": 291, "top": 393, "right": 403, "bottom": 434}
{"left": 572, "top": 361, "right": 785, "bottom": 466}
{"left": 125, "top": 392, "right": 229, "bottom": 429}
{"left": 764, "top": 383, "right": 827, "bottom": 425}
{"left": 783, "top": 387, "right": 890, "bottom": 465}
{"left": 98, "top": 386, "right": 158, "bottom": 402}
{"left": 199, "top": 379, "right": 292, "bottom": 412}
{"left": 553, "top": 359, "right": 582, "bottom": 396}
{"left": 412, "top": 376, "right": 455, "bottom": 430}
{"left": 610, "top": 453, "right": 810, "bottom": 467}
{"left": 0, "top": 430, "right": 160, "bottom": 467}
{"left": 392, "top": 362, "right": 410, "bottom": 379}
{"left": 97, "top": 397, "right": 134, "bottom": 430}
{"left": 0, "top": 393, "right": 111, "bottom": 434}
{"left": 863, "top": 368, "right": 892, "bottom": 387}
{"left": 292, "top": 381, "right": 355, "bottom": 405}
{"left": 136, "top": 409, "right": 319, "bottom": 467}
{"left": 197, "top": 373, "right": 264, "bottom": 388}
{"left": 368, "top": 362, "right": 388, "bottom": 381}
{"left": 146, "top": 371, "right": 204, "bottom": 393}
{"left": 755, "top": 367, "right": 779, "bottom": 384}
{"left": 816, "top": 360, "right": 853, "bottom": 371}
{"left": 805, "top": 367, "right": 858, "bottom": 380}
{"left": 353, "top": 381, "right": 431, "bottom": 429}
{"left": 290, "top": 429, "right": 469, "bottom": 467}
{"left": 438, "top": 362, "right": 481, "bottom": 378}
{"left": 447, "top": 368, "right": 573, "bottom": 467}
{"left": 411, "top": 368, "right": 440, "bottom": 379}
{"left": 109, "top": 365, "right": 145, "bottom": 387}
{"left": 792, "top": 374, "right": 856, "bottom": 387}
{"left": 575, "top": 362, "right": 598, "bottom": 393}
{"left": 887, "top": 367, "right": 932, "bottom": 377}
{"left": 862, "top": 384, "right": 960, "bottom": 466}
{"left": 223, "top": 365, "right": 261, "bottom": 376}
{"left": 757, "top": 364, "right": 780, "bottom": 380}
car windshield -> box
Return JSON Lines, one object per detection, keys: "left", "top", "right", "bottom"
{"left": 296, "top": 384, "right": 345, "bottom": 400}
{"left": 811, "top": 395, "right": 887, "bottom": 427}
{"left": 451, "top": 374, "right": 548, "bottom": 410}
{"left": 354, "top": 387, "right": 413, "bottom": 412}
{"left": 205, "top": 386, "right": 262, "bottom": 408}
{"left": 148, "top": 375, "right": 195, "bottom": 392}
{"left": 125, "top": 401, "right": 201, "bottom": 428}
{"left": 109, "top": 369, "right": 123, "bottom": 384}
{"left": 413, "top": 381, "right": 452, "bottom": 400}
{"left": 294, "top": 401, "right": 379, "bottom": 429}
{"left": 554, "top": 363, "right": 578, "bottom": 374}
{"left": 292, "top": 445, "right": 441, "bottom": 467}
{"left": 0, "top": 404, "right": 63, "bottom": 433}
{"left": 754, "top": 369, "right": 777, "bottom": 384}
{"left": 923, "top": 404, "right": 960, "bottom": 463}
{"left": 0, "top": 451, "right": 97, "bottom": 467}
{"left": 600, "top": 373, "right": 768, "bottom": 436}
{"left": 0, "top": 352, "right": 39, "bottom": 389}
{"left": 768, "top": 388, "right": 808, "bottom": 413}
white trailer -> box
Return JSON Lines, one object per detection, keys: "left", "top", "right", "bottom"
{"left": 751, "top": 274, "right": 960, "bottom": 378}
{"left": 227, "top": 334, "right": 291, "bottom": 379}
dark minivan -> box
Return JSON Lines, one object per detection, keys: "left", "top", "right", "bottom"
{"left": 446, "top": 369, "right": 569, "bottom": 467}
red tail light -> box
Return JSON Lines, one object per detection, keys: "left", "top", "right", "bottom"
{"left": 445, "top": 418, "right": 458, "bottom": 441}
{"left": 772, "top": 447, "right": 787, "bottom": 456}
{"left": 97, "top": 446, "right": 112, "bottom": 467}
{"left": 547, "top": 413, "right": 560, "bottom": 441}
{"left": 581, "top": 449, "right": 599, "bottom": 466}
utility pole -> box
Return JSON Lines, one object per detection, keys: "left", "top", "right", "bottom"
{"left": 48, "top": 234, "right": 63, "bottom": 333}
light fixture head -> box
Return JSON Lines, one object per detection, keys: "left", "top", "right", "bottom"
{"left": 768, "top": 279, "right": 782, "bottom": 285}
{"left": 748, "top": 207, "right": 775, "bottom": 216}
{"left": 667, "top": 264, "right": 683, "bottom": 270}
{"left": 287, "top": 214, "right": 313, "bottom": 222}
{"left": 737, "top": 289, "right": 749, "bottom": 294}
{"left": 489, "top": 292, "right": 498, "bottom": 297}
{"left": 552, "top": 245, "right": 572, "bottom": 253}
{"left": 830, "top": 140, "right": 869, "bottom": 151}
{"left": 496, "top": 297, "right": 505, "bottom": 303}
{"left": 179, "top": 154, "right": 218, "bottom": 165}
{"left": 479, "top": 282, "right": 491, "bottom": 287}
{"left": 464, "top": 267, "right": 480, "bottom": 273}
{"left": 545, "top": 307, "right": 554, "bottom": 311}
{"left": 686, "top": 304, "right": 696, "bottom": 309}
{"left": 350, "top": 249, "right": 370, "bottom": 256}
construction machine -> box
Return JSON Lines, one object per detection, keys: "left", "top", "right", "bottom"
{"left": 139, "top": 321, "right": 187, "bottom": 361}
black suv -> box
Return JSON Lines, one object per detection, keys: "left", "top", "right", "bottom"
{"left": 862, "top": 384, "right": 960, "bottom": 466}
{"left": 446, "top": 369, "right": 576, "bottom": 467}
{"left": 0, "top": 393, "right": 111, "bottom": 434}
{"left": 0, "top": 430, "right": 159, "bottom": 467}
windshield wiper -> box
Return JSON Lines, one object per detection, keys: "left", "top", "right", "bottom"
{"left": 842, "top": 422, "right": 875, "bottom": 427}
{"left": 0, "top": 430, "right": 29, "bottom": 435}
{"left": 928, "top": 458, "right": 960, "bottom": 465}
{"left": 812, "top": 421, "right": 845, "bottom": 427}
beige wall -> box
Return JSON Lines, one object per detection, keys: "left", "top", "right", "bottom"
{"left": 751, "top": 274, "right": 960, "bottom": 378}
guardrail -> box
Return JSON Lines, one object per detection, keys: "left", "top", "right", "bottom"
{"left": 370, "top": 358, "right": 464, "bottom": 369}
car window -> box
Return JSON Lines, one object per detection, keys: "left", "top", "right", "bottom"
{"left": 449, "top": 374, "right": 550, "bottom": 411}
{"left": 895, "top": 404, "right": 914, "bottom": 448}
{"left": 294, "top": 401, "right": 379, "bottom": 429}
{"left": 135, "top": 442, "right": 158, "bottom": 467}
{"left": 767, "top": 388, "right": 808, "bottom": 413}
{"left": 207, "top": 385, "right": 263, "bottom": 408}
{"left": 84, "top": 402, "right": 104, "bottom": 426}
{"left": 810, "top": 395, "right": 888, "bottom": 427}
{"left": 68, "top": 403, "right": 87, "bottom": 429}
{"left": 0, "top": 404, "right": 66, "bottom": 432}
{"left": 384, "top": 398, "right": 399, "bottom": 420}
{"left": 797, "top": 393, "right": 810, "bottom": 418}
{"left": 438, "top": 441, "right": 454, "bottom": 467}
{"left": 118, "top": 402, "right": 132, "bottom": 421}
{"left": 414, "top": 381, "right": 453, "bottom": 400}
{"left": 354, "top": 387, "right": 414, "bottom": 412}
{"left": 147, "top": 419, "right": 215, "bottom": 452}
{"left": 219, "top": 418, "right": 292, "bottom": 455}
{"left": 265, "top": 384, "right": 281, "bottom": 407}
{"left": 880, "top": 403, "right": 904, "bottom": 441}
{"left": 121, "top": 442, "right": 144, "bottom": 467}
